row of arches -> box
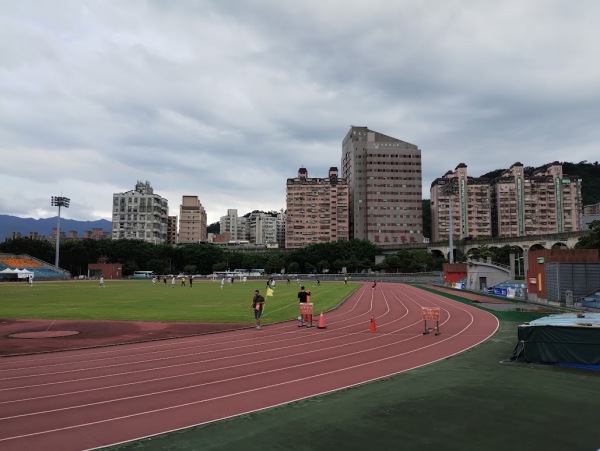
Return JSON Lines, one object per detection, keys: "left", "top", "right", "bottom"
{"left": 430, "top": 242, "right": 570, "bottom": 277}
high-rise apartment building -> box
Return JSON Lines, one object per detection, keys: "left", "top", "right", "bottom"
{"left": 111, "top": 181, "right": 169, "bottom": 244}
{"left": 584, "top": 203, "right": 600, "bottom": 215}
{"left": 492, "top": 162, "right": 582, "bottom": 236}
{"left": 342, "top": 126, "right": 423, "bottom": 245}
{"left": 178, "top": 196, "right": 207, "bottom": 243}
{"left": 430, "top": 162, "right": 583, "bottom": 240}
{"left": 220, "top": 209, "right": 241, "bottom": 242}
{"left": 582, "top": 202, "right": 600, "bottom": 229}
{"left": 285, "top": 167, "right": 349, "bottom": 249}
{"left": 219, "top": 209, "right": 286, "bottom": 247}
{"left": 166, "top": 215, "right": 178, "bottom": 245}
{"left": 430, "top": 164, "right": 492, "bottom": 241}
{"left": 276, "top": 209, "right": 286, "bottom": 248}
{"left": 248, "top": 211, "right": 280, "bottom": 246}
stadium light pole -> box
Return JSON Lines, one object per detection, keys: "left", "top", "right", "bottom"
{"left": 51, "top": 196, "right": 70, "bottom": 268}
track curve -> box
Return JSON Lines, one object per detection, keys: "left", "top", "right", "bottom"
{"left": 0, "top": 283, "right": 498, "bottom": 450}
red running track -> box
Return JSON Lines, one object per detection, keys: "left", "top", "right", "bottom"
{"left": 0, "top": 283, "right": 498, "bottom": 450}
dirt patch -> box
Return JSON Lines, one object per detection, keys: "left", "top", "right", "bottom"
{"left": 10, "top": 330, "right": 81, "bottom": 339}
{"left": 0, "top": 318, "right": 249, "bottom": 357}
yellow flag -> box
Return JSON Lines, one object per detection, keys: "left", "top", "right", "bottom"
{"left": 266, "top": 287, "right": 274, "bottom": 297}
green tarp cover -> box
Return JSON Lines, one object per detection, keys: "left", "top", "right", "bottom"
{"left": 511, "top": 316, "right": 600, "bottom": 364}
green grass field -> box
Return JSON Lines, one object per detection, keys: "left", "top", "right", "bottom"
{"left": 0, "top": 279, "right": 359, "bottom": 324}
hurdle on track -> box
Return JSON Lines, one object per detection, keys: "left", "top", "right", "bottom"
{"left": 299, "top": 302, "right": 314, "bottom": 327}
{"left": 422, "top": 307, "right": 441, "bottom": 335}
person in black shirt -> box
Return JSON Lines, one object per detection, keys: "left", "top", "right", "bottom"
{"left": 298, "top": 286, "right": 310, "bottom": 327}
{"left": 251, "top": 290, "right": 265, "bottom": 330}
{"left": 298, "top": 286, "right": 308, "bottom": 303}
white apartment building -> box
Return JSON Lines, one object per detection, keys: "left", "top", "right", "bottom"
{"left": 220, "top": 209, "right": 241, "bottom": 241}
{"left": 112, "top": 181, "right": 169, "bottom": 244}
{"left": 220, "top": 209, "right": 285, "bottom": 247}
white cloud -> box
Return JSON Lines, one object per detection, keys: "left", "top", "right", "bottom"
{"left": 1, "top": 0, "right": 599, "bottom": 225}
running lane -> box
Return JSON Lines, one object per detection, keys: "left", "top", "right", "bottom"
{"left": 0, "top": 283, "right": 498, "bottom": 450}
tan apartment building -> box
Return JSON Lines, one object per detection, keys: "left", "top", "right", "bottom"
{"left": 430, "top": 164, "right": 492, "bottom": 242}
{"left": 285, "top": 167, "right": 349, "bottom": 249}
{"left": 177, "top": 196, "right": 207, "bottom": 243}
{"left": 342, "top": 126, "right": 423, "bottom": 245}
{"left": 492, "top": 162, "right": 582, "bottom": 236}
{"left": 11, "top": 231, "right": 46, "bottom": 241}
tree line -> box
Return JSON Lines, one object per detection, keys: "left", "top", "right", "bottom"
{"left": 0, "top": 238, "right": 388, "bottom": 277}
{"left": 2, "top": 221, "right": 598, "bottom": 277}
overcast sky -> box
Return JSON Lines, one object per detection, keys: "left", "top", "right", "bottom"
{"left": 2, "top": 1, "right": 599, "bottom": 225}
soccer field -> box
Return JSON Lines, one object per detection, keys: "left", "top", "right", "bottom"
{"left": 0, "top": 279, "right": 359, "bottom": 324}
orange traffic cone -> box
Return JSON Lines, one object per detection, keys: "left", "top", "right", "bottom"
{"left": 369, "top": 315, "right": 377, "bottom": 332}
{"left": 317, "top": 311, "right": 327, "bottom": 329}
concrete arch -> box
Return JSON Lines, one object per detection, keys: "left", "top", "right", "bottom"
{"left": 425, "top": 231, "right": 587, "bottom": 263}
{"left": 529, "top": 243, "right": 545, "bottom": 251}
{"left": 430, "top": 249, "right": 445, "bottom": 260}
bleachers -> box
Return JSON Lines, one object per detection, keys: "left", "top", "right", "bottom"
{"left": 0, "top": 253, "right": 70, "bottom": 280}
{"left": 0, "top": 257, "right": 43, "bottom": 268}
{"left": 30, "top": 267, "right": 68, "bottom": 279}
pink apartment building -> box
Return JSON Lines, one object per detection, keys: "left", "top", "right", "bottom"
{"left": 430, "top": 164, "right": 492, "bottom": 242}
{"left": 430, "top": 161, "right": 582, "bottom": 241}
{"left": 285, "top": 167, "right": 349, "bottom": 249}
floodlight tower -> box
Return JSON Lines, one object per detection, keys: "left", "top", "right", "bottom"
{"left": 51, "top": 196, "right": 70, "bottom": 268}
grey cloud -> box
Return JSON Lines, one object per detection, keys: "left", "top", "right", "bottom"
{"left": 2, "top": 1, "right": 600, "bottom": 224}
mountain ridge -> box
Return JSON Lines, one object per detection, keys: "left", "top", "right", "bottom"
{"left": 0, "top": 215, "right": 111, "bottom": 242}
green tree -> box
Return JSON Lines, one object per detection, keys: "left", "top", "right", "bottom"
{"left": 0, "top": 237, "right": 55, "bottom": 264}
{"left": 207, "top": 222, "right": 220, "bottom": 234}
{"left": 380, "top": 250, "right": 438, "bottom": 273}
{"left": 287, "top": 261, "right": 300, "bottom": 274}
{"left": 183, "top": 264, "right": 198, "bottom": 274}
{"left": 212, "top": 262, "right": 228, "bottom": 272}
{"left": 287, "top": 239, "right": 379, "bottom": 273}
{"left": 575, "top": 220, "right": 600, "bottom": 249}
{"left": 316, "top": 260, "right": 330, "bottom": 273}
{"left": 123, "top": 259, "right": 139, "bottom": 276}
{"left": 61, "top": 239, "right": 98, "bottom": 276}
{"left": 466, "top": 245, "right": 494, "bottom": 261}
{"left": 147, "top": 259, "right": 168, "bottom": 275}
